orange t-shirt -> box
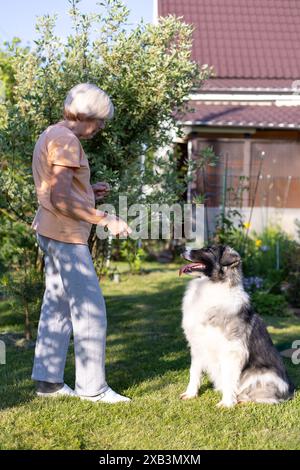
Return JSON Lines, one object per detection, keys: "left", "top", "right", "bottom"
{"left": 31, "top": 123, "right": 95, "bottom": 244}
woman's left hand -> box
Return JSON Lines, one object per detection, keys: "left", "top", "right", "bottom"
{"left": 92, "top": 182, "right": 110, "bottom": 200}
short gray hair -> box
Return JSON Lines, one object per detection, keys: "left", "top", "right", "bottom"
{"left": 64, "top": 83, "right": 114, "bottom": 121}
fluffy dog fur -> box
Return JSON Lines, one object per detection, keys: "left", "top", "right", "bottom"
{"left": 180, "top": 245, "right": 294, "bottom": 407}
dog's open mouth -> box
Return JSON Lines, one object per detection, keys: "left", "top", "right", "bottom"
{"left": 179, "top": 263, "right": 206, "bottom": 276}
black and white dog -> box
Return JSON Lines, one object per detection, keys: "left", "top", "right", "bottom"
{"left": 180, "top": 245, "right": 294, "bottom": 407}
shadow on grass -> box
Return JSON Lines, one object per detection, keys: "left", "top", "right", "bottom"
{"left": 0, "top": 346, "right": 36, "bottom": 410}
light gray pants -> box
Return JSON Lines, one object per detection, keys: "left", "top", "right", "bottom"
{"left": 32, "top": 233, "right": 108, "bottom": 396}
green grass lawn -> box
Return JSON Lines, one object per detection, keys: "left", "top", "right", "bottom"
{"left": 0, "top": 262, "right": 300, "bottom": 450}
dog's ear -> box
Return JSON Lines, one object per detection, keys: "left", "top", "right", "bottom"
{"left": 220, "top": 247, "right": 241, "bottom": 268}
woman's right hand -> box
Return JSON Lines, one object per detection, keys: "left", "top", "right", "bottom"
{"left": 107, "top": 215, "right": 132, "bottom": 236}
{"left": 97, "top": 211, "right": 132, "bottom": 236}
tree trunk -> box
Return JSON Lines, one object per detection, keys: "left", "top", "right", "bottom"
{"left": 35, "top": 245, "right": 44, "bottom": 273}
{"left": 24, "top": 301, "right": 32, "bottom": 341}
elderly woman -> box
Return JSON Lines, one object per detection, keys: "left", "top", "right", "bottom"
{"left": 31, "top": 83, "right": 131, "bottom": 403}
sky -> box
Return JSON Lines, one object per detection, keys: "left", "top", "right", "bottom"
{"left": 0, "top": 0, "right": 155, "bottom": 46}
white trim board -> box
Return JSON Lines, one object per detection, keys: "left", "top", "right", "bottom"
{"left": 188, "top": 93, "right": 300, "bottom": 104}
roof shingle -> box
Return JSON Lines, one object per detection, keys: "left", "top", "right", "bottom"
{"left": 177, "top": 102, "right": 300, "bottom": 129}
{"left": 158, "top": 0, "right": 300, "bottom": 79}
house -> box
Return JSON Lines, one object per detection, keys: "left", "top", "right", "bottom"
{"left": 155, "top": 0, "right": 300, "bottom": 240}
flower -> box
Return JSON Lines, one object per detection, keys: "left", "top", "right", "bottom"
{"left": 243, "top": 276, "right": 264, "bottom": 291}
{"left": 243, "top": 222, "right": 251, "bottom": 229}
{"left": 255, "top": 239, "right": 262, "bottom": 247}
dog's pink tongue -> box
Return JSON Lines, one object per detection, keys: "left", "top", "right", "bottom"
{"left": 179, "top": 263, "right": 202, "bottom": 276}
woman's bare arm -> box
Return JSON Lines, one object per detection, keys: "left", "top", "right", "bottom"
{"left": 50, "top": 165, "right": 132, "bottom": 236}
{"left": 50, "top": 165, "right": 107, "bottom": 224}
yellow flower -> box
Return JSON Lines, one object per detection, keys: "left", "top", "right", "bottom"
{"left": 243, "top": 222, "right": 251, "bottom": 229}
{"left": 255, "top": 239, "right": 262, "bottom": 247}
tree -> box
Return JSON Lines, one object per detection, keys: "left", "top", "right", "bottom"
{"left": 0, "top": 0, "right": 212, "bottom": 270}
{"left": 0, "top": 39, "right": 19, "bottom": 103}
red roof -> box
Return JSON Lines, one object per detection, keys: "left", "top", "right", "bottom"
{"left": 158, "top": 0, "right": 300, "bottom": 80}
{"left": 177, "top": 102, "right": 300, "bottom": 129}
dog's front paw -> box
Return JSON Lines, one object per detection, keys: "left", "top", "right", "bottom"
{"left": 217, "top": 398, "right": 237, "bottom": 408}
{"left": 180, "top": 391, "right": 197, "bottom": 400}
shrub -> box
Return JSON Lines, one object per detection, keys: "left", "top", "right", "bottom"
{"left": 0, "top": 267, "right": 44, "bottom": 339}
{"left": 251, "top": 291, "right": 291, "bottom": 317}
